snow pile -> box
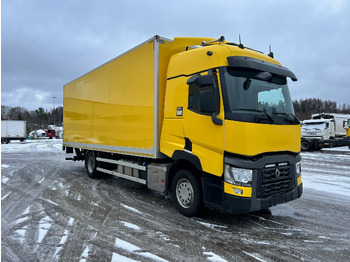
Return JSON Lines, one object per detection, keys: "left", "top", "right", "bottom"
{"left": 29, "top": 129, "right": 46, "bottom": 138}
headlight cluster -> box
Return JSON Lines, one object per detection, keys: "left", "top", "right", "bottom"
{"left": 224, "top": 164, "right": 253, "bottom": 186}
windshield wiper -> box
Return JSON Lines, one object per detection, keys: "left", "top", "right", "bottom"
{"left": 235, "top": 109, "right": 274, "bottom": 122}
{"left": 273, "top": 112, "right": 300, "bottom": 124}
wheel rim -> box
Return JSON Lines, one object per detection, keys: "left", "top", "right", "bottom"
{"left": 87, "top": 155, "right": 94, "bottom": 173}
{"left": 301, "top": 142, "right": 308, "bottom": 150}
{"left": 176, "top": 178, "right": 194, "bottom": 209}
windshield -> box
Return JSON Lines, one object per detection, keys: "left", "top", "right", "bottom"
{"left": 302, "top": 122, "right": 327, "bottom": 130}
{"left": 222, "top": 68, "right": 298, "bottom": 125}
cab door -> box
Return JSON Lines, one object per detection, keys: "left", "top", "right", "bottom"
{"left": 184, "top": 71, "right": 225, "bottom": 177}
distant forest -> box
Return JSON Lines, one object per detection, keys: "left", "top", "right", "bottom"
{"left": 293, "top": 98, "right": 350, "bottom": 120}
{"left": 1, "top": 105, "right": 63, "bottom": 133}
{"left": 1, "top": 98, "right": 350, "bottom": 132}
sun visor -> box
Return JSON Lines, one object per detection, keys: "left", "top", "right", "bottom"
{"left": 227, "top": 56, "right": 298, "bottom": 81}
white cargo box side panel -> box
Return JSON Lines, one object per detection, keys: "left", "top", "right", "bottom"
{"left": 1, "top": 121, "right": 26, "bottom": 138}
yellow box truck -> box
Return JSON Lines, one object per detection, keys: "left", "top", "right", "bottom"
{"left": 64, "top": 35, "right": 302, "bottom": 217}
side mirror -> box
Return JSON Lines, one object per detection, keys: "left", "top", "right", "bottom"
{"left": 187, "top": 75, "right": 216, "bottom": 88}
{"left": 199, "top": 89, "right": 223, "bottom": 125}
{"left": 199, "top": 89, "right": 217, "bottom": 113}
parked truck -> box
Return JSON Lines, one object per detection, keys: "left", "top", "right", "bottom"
{"left": 63, "top": 35, "right": 302, "bottom": 216}
{"left": 343, "top": 117, "right": 350, "bottom": 149}
{"left": 301, "top": 113, "right": 350, "bottom": 151}
{"left": 45, "top": 128, "right": 56, "bottom": 139}
{"left": 1, "top": 120, "right": 27, "bottom": 144}
{"left": 345, "top": 117, "right": 350, "bottom": 137}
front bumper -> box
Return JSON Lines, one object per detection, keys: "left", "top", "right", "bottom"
{"left": 223, "top": 183, "right": 303, "bottom": 214}
{"left": 222, "top": 152, "right": 302, "bottom": 214}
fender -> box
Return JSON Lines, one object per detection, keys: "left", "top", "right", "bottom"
{"left": 172, "top": 150, "right": 203, "bottom": 171}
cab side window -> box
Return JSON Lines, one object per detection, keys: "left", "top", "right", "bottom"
{"left": 188, "top": 75, "right": 217, "bottom": 114}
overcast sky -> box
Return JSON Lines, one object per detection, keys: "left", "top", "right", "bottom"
{"left": 2, "top": 0, "right": 350, "bottom": 111}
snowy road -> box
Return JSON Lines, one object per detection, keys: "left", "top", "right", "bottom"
{"left": 1, "top": 140, "right": 350, "bottom": 261}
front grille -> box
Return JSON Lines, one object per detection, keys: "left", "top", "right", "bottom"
{"left": 261, "top": 180, "right": 292, "bottom": 196}
{"left": 263, "top": 165, "right": 290, "bottom": 183}
{"left": 257, "top": 164, "right": 293, "bottom": 198}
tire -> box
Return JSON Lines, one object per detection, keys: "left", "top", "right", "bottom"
{"left": 85, "top": 151, "right": 100, "bottom": 178}
{"left": 172, "top": 169, "right": 202, "bottom": 217}
{"left": 5, "top": 139, "right": 10, "bottom": 144}
{"left": 301, "top": 139, "right": 313, "bottom": 151}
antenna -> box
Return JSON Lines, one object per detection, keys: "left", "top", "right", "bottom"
{"left": 268, "top": 45, "right": 274, "bottom": 58}
{"left": 238, "top": 34, "right": 244, "bottom": 49}
{"left": 202, "top": 36, "right": 225, "bottom": 46}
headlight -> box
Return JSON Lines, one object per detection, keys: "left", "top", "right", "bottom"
{"left": 295, "top": 161, "right": 301, "bottom": 176}
{"left": 224, "top": 164, "right": 253, "bottom": 186}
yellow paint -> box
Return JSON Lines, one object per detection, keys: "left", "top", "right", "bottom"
{"left": 297, "top": 175, "right": 302, "bottom": 186}
{"left": 224, "top": 182, "right": 252, "bottom": 197}
{"left": 184, "top": 101, "right": 225, "bottom": 176}
{"left": 225, "top": 121, "right": 301, "bottom": 156}
{"left": 167, "top": 44, "right": 280, "bottom": 80}
{"left": 160, "top": 118, "right": 185, "bottom": 157}
{"left": 65, "top": 35, "right": 300, "bottom": 182}
{"left": 161, "top": 40, "right": 298, "bottom": 177}
{"left": 64, "top": 38, "right": 172, "bottom": 157}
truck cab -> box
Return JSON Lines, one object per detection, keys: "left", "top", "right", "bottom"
{"left": 302, "top": 119, "right": 334, "bottom": 140}
{"left": 161, "top": 39, "right": 302, "bottom": 215}
{"left": 45, "top": 129, "right": 56, "bottom": 139}
{"left": 345, "top": 118, "right": 350, "bottom": 137}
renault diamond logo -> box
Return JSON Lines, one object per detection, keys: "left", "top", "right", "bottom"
{"left": 275, "top": 167, "right": 280, "bottom": 178}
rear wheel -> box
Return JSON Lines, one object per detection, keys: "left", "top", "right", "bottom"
{"left": 85, "top": 151, "right": 100, "bottom": 178}
{"left": 172, "top": 169, "right": 202, "bottom": 217}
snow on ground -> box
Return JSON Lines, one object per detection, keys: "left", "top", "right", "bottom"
{"left": 2, "top": 140, "right": 350, "bottom": 261}
{"left": 301, "top": 149, "right": 350, "bottom": 198}
{"left": 1, "top": 138, "right": 63, "bottom": 153}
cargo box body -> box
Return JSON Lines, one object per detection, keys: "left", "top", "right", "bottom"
{"left": 63, "top": 36, "right": 172, "bottom": 158}
{"left": 1, "top": 120, "right": 26, "bottom": 139}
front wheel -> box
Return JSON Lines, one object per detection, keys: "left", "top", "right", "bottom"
{"left": 172, "top": 169, "right": 202, "bottom": 217}
{"left": 85, "top": 151, "right": 100, "bottom": 178}
{"left": 301, "top": 139, "right": 313, "bottom": 151}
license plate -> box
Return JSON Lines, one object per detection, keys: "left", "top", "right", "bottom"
{"left": 307, "top": 132, "right": 317, "bottom": 135}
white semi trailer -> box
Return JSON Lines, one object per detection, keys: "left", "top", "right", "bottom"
{"left": 1, "top": 120, "right": 27, "bottom": 144}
